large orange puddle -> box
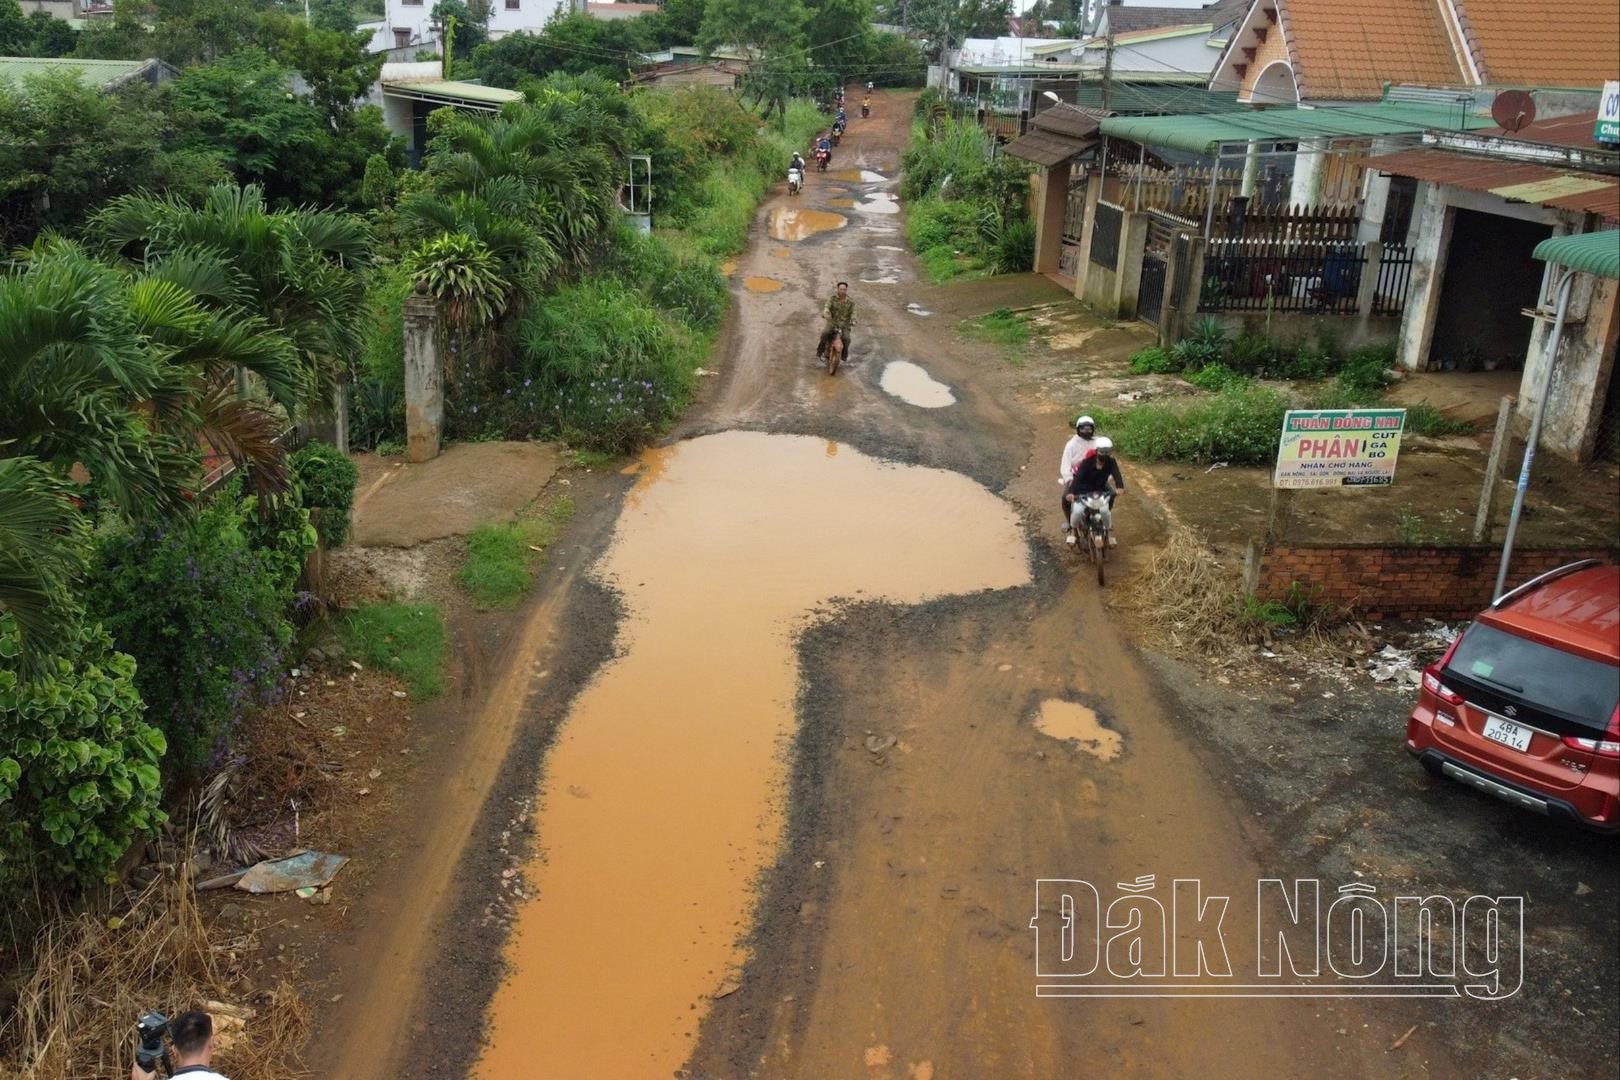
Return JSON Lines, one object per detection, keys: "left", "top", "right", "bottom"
{"left": 475, "top": 431, "right": 1030, "bottom": 1079}
{"left": 768, "top": 207, "right": 847, "bottom": 242}
{"left": 1034, "top": 699, "right": 1122, "bottom": 761}
{"left": 743, "top": 276, "right": 783, "bottom": 293}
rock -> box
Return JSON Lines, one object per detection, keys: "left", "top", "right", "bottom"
{"left": 1575, "top": 882, "right": 1593, "bottom": 896}
{"left": 325, "top": 642, "right": 346, "bottom": 660}
{"left": 304, "top": 646, "right": 325, "bottom": 664}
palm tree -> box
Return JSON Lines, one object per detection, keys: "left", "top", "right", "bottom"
{"left": 0, "top": 241, "right": 300, "bottom": 671}
{"left": 91, "top": 184, "right": 374, "bottom": 410}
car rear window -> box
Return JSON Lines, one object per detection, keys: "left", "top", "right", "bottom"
{"left": 1446, "top": 623, "right": 1620, "bottom": 731}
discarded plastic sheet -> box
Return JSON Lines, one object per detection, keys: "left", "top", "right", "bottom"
{"left": 234, "top": 850, "right": 349, "bottom": 894}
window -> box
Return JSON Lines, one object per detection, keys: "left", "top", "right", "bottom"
{"left": 505, "top": 0, "right": 519, "bottom": 8}
{"left": 1446, "top": 622, "right": 1620, "bottom": 731}
{"left": 403, "top": 0, "right": 423, "bottom": 6}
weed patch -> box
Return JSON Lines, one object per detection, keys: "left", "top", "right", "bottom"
{"left": 1100, "top": 384, "right": 1287, "bottom": 465}
{"left": 339, "top": 602, "right": 447, "bottom": 700}
{"left": 460, "top": 499, "right": 574, "bottom": 610}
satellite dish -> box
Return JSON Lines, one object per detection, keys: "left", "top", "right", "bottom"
{"left": 1491, "top": 90, "right": 1536, "bottom": 133}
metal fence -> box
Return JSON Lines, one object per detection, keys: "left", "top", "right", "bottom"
{"left": 1090, "top": 202, "right": 1122, "bottom": 269}
{"left": 1198, "top": 239, "right": 1366, "bottom": 315}
{"left": 1371, "top": 245, "right": 1415, "bottom": 317}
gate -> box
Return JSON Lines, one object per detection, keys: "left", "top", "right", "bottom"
{"left": 1058, "top": 173, "right": 1088, "bottom": 278}
{"left": 1137, "top": 211, "right": 1191, "bottom": 327}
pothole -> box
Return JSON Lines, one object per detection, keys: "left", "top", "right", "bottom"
{"left": 475, "top": 432, "right": 1029, "bottom": 1080}
{"left": 880, "top": 361, "right": 955, "bottom": 408}
{"left": 856, "top": 193, "right": 900, "bottom": 214}
{"left": 743, "top": 276, "right": 784, "bottom": 293}
{"left": 828, "top": 168, "right": 890, "bottom": 183}
{"left": 1034, "top": 700, "right": 1122, "bottom": 761}
{"left": 768, "top": 208, "right": 848, "bottom": 241}
{"left": 906, "top": 302, "right": 933, "bottom": 317}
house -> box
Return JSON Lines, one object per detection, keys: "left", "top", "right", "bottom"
{"left": 0, "top": 56, "right": 178, "bottom": 92}
{"left": 367, "top": 0, "right": 581, "bottom": 56}
{"left": 584, "top": 2, "right": 660, "bottom": 19}
{"left": 376, "top": 61, "right": 523, "bottom": 163}
{"left": 1210, "top": 0, "right": 1614, "bottom": 106}
{"left": 1206, "top": 0, "right": 1615, "bottom": 210}
{"left": 1366, "top": 110, "right": 1619, "bottom": 459}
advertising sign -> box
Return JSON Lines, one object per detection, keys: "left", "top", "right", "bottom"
{"left": 1273, "top": 409, "right": 1406, "bottom": 489}
{"left": 1598, "top": 81, "right": 1620, "bottom": 144}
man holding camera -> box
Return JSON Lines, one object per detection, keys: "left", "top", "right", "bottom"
{"left": 132, "top": 1010, "right": 230, "bottom": 1080}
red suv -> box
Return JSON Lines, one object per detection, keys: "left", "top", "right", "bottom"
{"left": 1407, "top": 560, "right": 1620, "bottom": 833}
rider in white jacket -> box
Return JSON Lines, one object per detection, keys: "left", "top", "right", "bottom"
{"left": 1058, "top": 415, "right": 1098, "bottom": 532}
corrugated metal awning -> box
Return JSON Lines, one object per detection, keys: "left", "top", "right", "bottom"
{"left": 1005, "top": 130, "right": 1096, "bottom": 167}
{"left": 1534, "top": 231, "right": 1620, "bottom": 280}
{"left": 1368, "top": 148, "right": 1620, "bottom": 221}
{"left": 1098, "top": 100, "right": 1489, "bottom": 155}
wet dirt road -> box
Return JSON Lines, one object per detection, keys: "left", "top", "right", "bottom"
{"left": 323, "top": 92, "right": 1460, "bottom": 1079}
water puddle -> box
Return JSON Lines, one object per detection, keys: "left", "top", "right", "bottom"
{"left": 879, "top": 361, "right": 955, "bottom": 408}
{"left": 1033, "top": 700, "right": 1122, "bottom": 761}
{"left": 829, "top": 169, "right": 890, "bottom": 183}
{"left": 743, "top": 276, "right": 783, "bottom": 293}
{"left": 876, "top": 244, "right": 905, "bottom": 252}
{"left": 856, "top": 192, "right": 900, "bottom": 215}
{"left": 768, "top": 207, "right": 847, "bottom": 242}
{"left": 719, "top": 258, "right": 737, "bottom": 276}
{"left": 770, "top": 246, "right": 791, "bottom": 258}
{"left": 476, "top": 431, "right": 1029, "bottom": 1080}
{"left": 906, "top": 302, "right": 933, "bottom": 317}
{"left": 861, "top": 225, "right": 897, "bottom": 234}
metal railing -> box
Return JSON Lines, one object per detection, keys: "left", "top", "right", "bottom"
{"left": 1371, "top": 245, "right": 1414, "bottom": 317}
{"left": 1198, "top": 239, "right": 1365, "bottom": 315}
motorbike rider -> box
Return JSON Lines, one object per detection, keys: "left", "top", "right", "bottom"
{"left": 861, "top": 93, "right": 872, "bottom": 116}
{"left": 815, "top": 132, "right": 833, "bottom": 167}
{"left": 1058, "top": 415, "right": 1099, "bottom": 533}
{"left": 789, "top": 150, "right": 806, "bottom": 183}
{"left": 818, "top": 281, "right": 855, "bottom": 361}
{"left": 1064, "top": 437, "right": 1125, "bottom": 546}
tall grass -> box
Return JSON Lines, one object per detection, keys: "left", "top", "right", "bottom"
{"left": 1099, "top": 384, "right": 1289, "bottom": 466}
{"left": 340, "top": 602, "right": 449, "bottom": 701}
{"left": 900, "top": 116, "right": 1033, "bottom": 282}
{"left": 688, "top": 99, "right": 824, "bottom": 258}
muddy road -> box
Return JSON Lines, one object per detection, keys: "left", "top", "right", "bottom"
{"left": 314, "top": 92, "right": 1601, "bottom": 1080}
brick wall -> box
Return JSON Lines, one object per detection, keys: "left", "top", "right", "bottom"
{"left": 1257, "top": 544, "right": 1618, "bottom": 620}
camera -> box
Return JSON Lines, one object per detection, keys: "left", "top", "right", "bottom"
{"left": 136, "top": 1011, "right": 169, "bottom": 1073}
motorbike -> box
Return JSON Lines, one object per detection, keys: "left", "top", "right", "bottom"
{"left": 820, "top": 329, "right": 845, "bottom": 376}
{"left": 861, "top": 102, "right": 870, "bottom": 118}
{"left": 1070, "top": 493, "right": 1112, "bottom": 585}
{"left": 831, "top": 125, "right": 843, "bottom": 146}
{"left": 787, "top": 166, "right": 803, "bottom": 195}
{"left": 815, "top": 147, "right": 830, "bottom": 172}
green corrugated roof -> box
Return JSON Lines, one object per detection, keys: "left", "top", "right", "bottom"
{"left": 1533, "top": 231, "right": 1620, "bottom": 280}
{"left": 382, "top": 79, "right": 523, "bottom": 105}
{"left": 0, "top": 56, "right": 154, "bottom": 92}
{"left": 1098, "top": 100, "right": 1491, "bottom": 154}
{"left": 1072, "top": 84, "right": 1242, "bottom": 114}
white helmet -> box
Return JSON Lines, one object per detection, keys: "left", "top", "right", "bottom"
{"left": 1094, "top": 436, "right": 1114, "bottom": 453}
{"left": 1074, "top": 415, "right": 1095, "bottom": 430}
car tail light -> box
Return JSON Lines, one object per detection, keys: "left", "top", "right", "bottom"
{"left": 1563, "top": 709, "right": 1620, "bottom": 758}
{"left": 1421, "top": 663, "right": 1463, "bottom": 706}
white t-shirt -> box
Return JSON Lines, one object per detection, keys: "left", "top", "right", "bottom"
{"left": 1059, "top": 434, "right": 1097, "bottom": 483}
{"left": 168, "top": 1069, "right": 230, "bottom": 1080}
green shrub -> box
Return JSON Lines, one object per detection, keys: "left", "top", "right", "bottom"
{"left": 292, "top": 441, "right": 360, "bottom": 548}
{"left": 0, "top": 615, "right": 167, "bottom": 898}
{"left": 603, "top": 227, "right": 727, "bottom": 332}
{"left": 340, "top": 602, "right": 447, "bottom": 700}
{"left": 1285, "top": 337, "right": 1336, "bottom": 379}
{"left": 1169, "top": 317, "right": 1227, "bottom": 370}
{"left": 1129, "top": 346, "right": 1177, "bottom": 374}
{"left": 351, "top": 264, "right": 413, "bottom": 451}
{"left": 1103, "top": 384, "right": 1288, "bottom": 465}
{"left": 1186, "top": 363, "right": 1249, "bottom": 391}
{"left": 86, "top": 490, "right": 304, "bottom": 775}
{"left": 1338, "top": 344, "right": 1395, "bottom": 397}
{"left": 1406, "top": 402, "right": 1474, "bottom": 437}
{"left": 989, "top": 215, "right": 1035, "bottom": 274}
{"left": 1227, "top": 332, "right": 1286, "bottom": 376}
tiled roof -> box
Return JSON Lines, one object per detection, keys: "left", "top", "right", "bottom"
{"left": 1453, "top": 0, "right": 1615, "bottom": 88}
{"left": 1280, "top": 0, "right": 1466, "bottom": 101}
{"left": 1104, "top": 0, "right": 1248, "bottom": 34}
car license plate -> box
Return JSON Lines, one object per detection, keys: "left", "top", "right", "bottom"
{"left": 1482, "top": 716, "right": 1532, "bottom": 753}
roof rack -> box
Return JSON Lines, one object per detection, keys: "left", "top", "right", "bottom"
{"left": 1490, "top": 558, "right": 1603, "bottom": 609}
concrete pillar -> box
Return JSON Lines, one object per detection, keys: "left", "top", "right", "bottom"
{"left": 1396, "top": 182, "right": 1453, "bottom": 371}
{"left": 1288, "top": 138, "right": 1327, "bottom": 208}
{"left": 1519, "top": 273, "right": 1620, "bottom": 460}
{"left": 1032, "top": 162, "right": 1071, "bottom": 275}
{"left": 1357, "top": 137, "right": 1398, "bottom": 243}
{"left": 1354, "top": 240, "right": 1383, "bottom": 340}
{"left": 1115, "top": 210, "right": 1151, "bottom": 318}
{"left": 1240, "top": 141, "right": 1259, "bottom": 198}
{"left": 403, "top": 289, "right": 443, "bottom": 463}
{"left": 1072, "top": 172, "right": 1102, "bottom": 301}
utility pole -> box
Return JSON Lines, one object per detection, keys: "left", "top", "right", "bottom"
{"left": 1100, "top": 27, "right": 1115, "bottom": 111}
